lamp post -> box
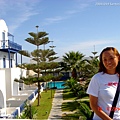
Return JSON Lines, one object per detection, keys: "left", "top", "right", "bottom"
{"left": 49, "top": 41, "right": 56, "bottom": 50}
{"left": 50, "top": 80, "right": 52, "bottom": 98}
{"left": 49, "top": 41, "right": 56, "bottom": 88}
{"left": 36, "top": 25, "right": 39, "bottom": 50}
{"left": 36, "top": 25, "right": 40, "bottom": 106}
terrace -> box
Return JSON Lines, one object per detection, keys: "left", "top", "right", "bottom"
{"left": 0, "top": 32, "right": 22, "bottom": 52}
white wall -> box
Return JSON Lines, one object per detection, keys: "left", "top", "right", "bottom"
{"left": 18, "top": 68, "right": 27, "bottom": 90}
{"left": 0, "top": 19, "right": 16, "bottom": 69}
{"left": 0, "top": 70, "right": 6, "bottom": 115}
{"left": 11, "top": 68, "right": 27, "bottom": 96}
{"left": 0, "top": 68, "right": 26, "bottom": 99}
{"left": 0, "top": 51, "right": 15, "bottom": 68}
{"left": 0, "top": 19, "right": 8, "bottom": 44}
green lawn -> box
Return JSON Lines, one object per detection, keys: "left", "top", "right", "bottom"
{"left": 63, "top": 88, "right": 77, "bottom": 100}
{"left": 62, "top": 100, "right": 79, "bottom": 111}
{"left": 62, "top": 88, "right": 91, "bottom": 120}
{"left": 32, "top": 89, "right": 55, "bottom": 119}
{"left": 30, "top": 88, "right": 90, "bottom": 120}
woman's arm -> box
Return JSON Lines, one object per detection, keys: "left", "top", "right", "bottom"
{"left": 89, "top": 95, "right": 112, "bottom": 120}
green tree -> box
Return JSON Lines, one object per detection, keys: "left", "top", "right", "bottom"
{"left": 63, "top": 51, "right": 85, "bottom": 79}
{"left": 18, "top": 102, "right": 37, "bottom": 119}
{"left": 16, "top": 28, "right": 61, "bottom": 106}
{"left": 25, "top": 31, "right": 49, "bottom": 106}
{"left": 79, "top": 52, "right": 99, "bottom": 90}
{"left": 84, "top": 56, "right": 99, "bottom": 90}
{"left": 15, "top": 30, "right": 49, "bottom": 106}
{"left": 31, "top": 49, "right": 58, "bottom": 75}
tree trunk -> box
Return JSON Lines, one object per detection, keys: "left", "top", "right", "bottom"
{"left": 72, "top": 68, "right": 77, "bottom": 79}
{"left": 37, "top": 81, "right": 40, "bottom": 106}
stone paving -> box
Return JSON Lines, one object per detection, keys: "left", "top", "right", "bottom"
{"left": 48, "top": 89, "right": 89, "bottom": 120}
{"left": 48, "top": 89, "right": 63, "bottom": 120}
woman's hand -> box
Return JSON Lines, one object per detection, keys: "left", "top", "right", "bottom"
{"left": 89, "top": 95, "right": 113, "bottom": 120}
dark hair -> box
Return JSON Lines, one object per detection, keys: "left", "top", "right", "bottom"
{"left": 98, "top": 47, "right": 120, "bottom": 73}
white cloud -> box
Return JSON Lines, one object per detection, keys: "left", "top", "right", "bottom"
{"left": 66, "top": 10, "right": 78, "bottom": 14}
{"left": 60, "top": 39, "right": 115, "bottom": 50}
{"left": 0, "top": 0, "right": 40, "bottom": 33}
{"left": 56, "top": 39, "right": 119, "bottom": 57}
{"left": 43, "top": 0, "right": 96, "bottom": 26}
{"left": 44, "top": 16, "right": 68, "bottom": 25}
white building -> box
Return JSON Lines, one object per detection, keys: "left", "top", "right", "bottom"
{"left": 0, "top": 19, "right": 22, "bottom": 68}
{"left": 0, "top": 19, "right": 27, "bottom": 117}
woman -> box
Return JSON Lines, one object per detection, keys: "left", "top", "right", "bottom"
{"left": 87, "top": 47, "right": 120, "bottom": 120}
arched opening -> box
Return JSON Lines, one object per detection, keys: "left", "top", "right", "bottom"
{"left": 0, "top": 90, "right": 4, "bottom": 108}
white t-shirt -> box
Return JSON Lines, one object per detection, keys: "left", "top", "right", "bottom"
{"left": 86, "top": 72, "right": 120, "bottom": 120}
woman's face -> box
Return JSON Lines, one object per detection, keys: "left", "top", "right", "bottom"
{"left": 102, "top": 50, "right": 119, "bottom": 74}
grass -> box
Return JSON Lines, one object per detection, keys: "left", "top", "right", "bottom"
{"left": 62, "top": 88, "right": 91, "bottom": 120}
{"left": 32, "top": 89, "right": 55, "bottom": 119}
{"left": 63, "top": 88, "right": 89, "bottom": 100}
{"left": 63, "top": 88, "right": 77, "bottom": 100}
{"left": 62, "top": 101, "right": 79, "bottom": 111}
{"left": 62, "top": 114, "right": 81, "bottom": 120}
{"left": 31, "top": 88, "right": 90, "bottom": 119}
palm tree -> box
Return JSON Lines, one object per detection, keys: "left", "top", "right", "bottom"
{"left": 63, "top": 51, "right": 85, "bottom": 79}
{"left": 78, "top": 53, "right": 99, "bottom": 93}
{"left": 83, "top": 54, "right": 99, "bottom": 90}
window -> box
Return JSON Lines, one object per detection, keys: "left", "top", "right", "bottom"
{"left": 3, "top": 58, "right": 6, "bottom": 68}
{"left": 10, "top": 59, "right": 12, "bottom": 68}
{"left": 2, "top": 32, "right": 5, "bottom": 48}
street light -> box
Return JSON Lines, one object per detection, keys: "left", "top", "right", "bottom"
{"left": 36, "top": 25, "right": 41, "bottom": 106}
{"left": 49, "top": 41, "right": 56, "bottom": 73}
{"left": 49, "top": 41, "right": 56, "bottom": 88}
{"left": 50, "top": 80, "right": 52, "bottom": 98}
{"left": 36, "top": 25, "right": 39, "bottom": 59}
{"left": 49, "top": 41, "right": 56, "bottom": 49}
{"left": 36, "top": 25, "right": 39, "bottom": 30}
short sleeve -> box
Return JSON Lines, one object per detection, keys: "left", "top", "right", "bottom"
{"left": 86, "top": 75, "right": 100, "bottom": 97}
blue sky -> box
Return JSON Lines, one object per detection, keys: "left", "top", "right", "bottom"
{"left": 1, "top": 0, "right": 120, "bottom": 63}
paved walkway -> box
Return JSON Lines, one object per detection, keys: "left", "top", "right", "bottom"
{"left": 48, "top": 89, "right": 63, "bottom": 120}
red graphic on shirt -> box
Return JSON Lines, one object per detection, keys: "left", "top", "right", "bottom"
{"left": 105, "top": 82, "right": 118, "bottom": 86}
{"left": 98, "top": 106, "right": 120, "bottom": 112}
{"left": 106, "top": 107, "right": 120, "bottom": 111}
